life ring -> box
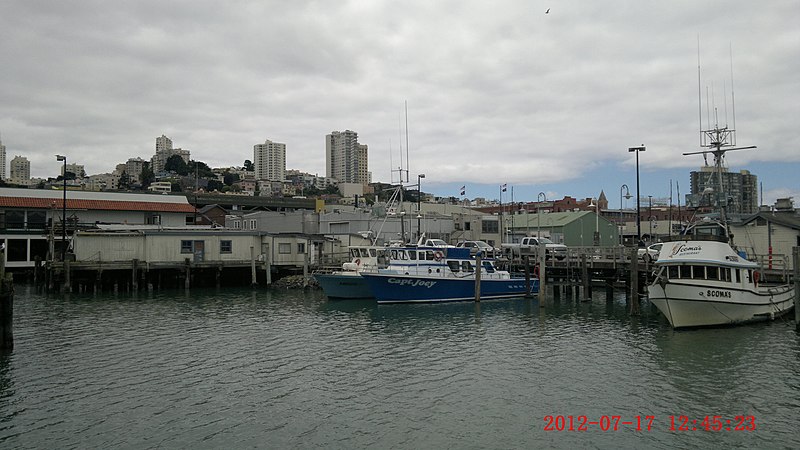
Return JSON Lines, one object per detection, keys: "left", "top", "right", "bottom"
{"left": 434, "top": 251, "right": 444, "bottom": 261}
{"left": 753, "top": 270, "right": 760, "bottom": 287}
{"left": 354, "top": 258, "right": 361, "bottom": 265}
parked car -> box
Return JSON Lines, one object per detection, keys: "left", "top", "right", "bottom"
{"left": 502, "top": 236, "right": 567, "bottom": 260}
{"left": 637, "top": 243, "right": 663, "bottom": 263}
{"left": 456, "top": 240, "right": 498, "bottom": 257}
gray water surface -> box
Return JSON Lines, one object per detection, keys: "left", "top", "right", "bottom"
{"left": 1, "top": 285, "right": 798, "bottom": 449}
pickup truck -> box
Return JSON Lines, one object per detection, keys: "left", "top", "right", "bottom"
{"left": 502, "top": 237, "right": 567, "bottom": 260}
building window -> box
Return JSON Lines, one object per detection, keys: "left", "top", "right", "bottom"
{"left": 220, "top": 240, "right": 232, "bottom": 253}
{"left": 146, "top": 214, "right": 161, "bottom": 225}
{"left": 181, "top": 240, "right": 193, "bottom": 253}
{"left": 27, "top": 211, "right": 47, "bottom": 229}
{"left": 186, "top": 215, "right": 195, "bottom": 225}
{"left": 481, "top": 220, "right": 498, "bottom": 233}
{"left": 7, "top": 239, "right": 27, "bottom": 262}
{"left": 297, "top": 243, "right": 305, "bottom": 254}
{"left": 249, "top": 219, "right": 257, "bottom": 229}
{"left": 278, "top": 243, "right": 291, "bottom": 254}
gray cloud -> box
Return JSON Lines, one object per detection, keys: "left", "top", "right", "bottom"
{"left": 1, "top": 0, "right": 797, "bottom": 199}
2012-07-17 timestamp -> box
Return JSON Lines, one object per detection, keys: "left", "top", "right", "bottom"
{"left": 543, "top": 415, "right": 756, "bottom": 432}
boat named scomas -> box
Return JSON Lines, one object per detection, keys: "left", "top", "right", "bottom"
{"left": 647, "top": 233, "right": 794, "bottom": 329}
{"left": 361, "top": 247, "right": 538, "bottom": 304}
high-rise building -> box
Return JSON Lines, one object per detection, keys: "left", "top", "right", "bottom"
{"left": 687, "top": 167, "right": 758, "bottom": 215}
{"left": 326, "top": 130, "right": 369, "bottom": 184}
{"left": 125, "top": 157, "right": 146, "bottom": 180}
{"left": 62, "top": 163, "right": 85, "bottom": 178}
{"left": 0, "top": 135, "right": 6, "bottom": 181}
{"left": 253, "top": 139, "right": 286, "bottom": 181}
{"left": 151, "top": 134, "right": 190, "bottom": 173}
{"left": 9, "top": 156, "right": 30, "bottom": 185}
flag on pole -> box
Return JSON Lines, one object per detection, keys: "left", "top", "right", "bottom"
{"left": 501, "top": 183, "right": 507, "bottom": 192}
{"left": 460, "top": 185, "right": 466, "bottom": 196}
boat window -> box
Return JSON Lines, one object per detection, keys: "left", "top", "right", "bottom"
{"left": 721, "top": 268, "right": 731, "bottom": 282}
{"left": 390, "top": 249, "right": 398, "bottom": 260}
{"left": 447, "top": 261, "right": 460, "bottom": 272}
{"left": 369, "top": 248, "right": 377, "bottom": 257}
{"left": 746, "top": 270, "right": 752, "bottom": 283}
{"left": 706, "top": 266, "right": 719, "bottom": 281}
{"left": 482, "top": 261, "right": 495, "bottom": 273}
{"left": 461, "top": 261, "right": 474, "bottom": 272}
{"left": 735, "top": 269, "right": 740, "bottom": 283}
{"left": 679, "top": 265, "right": 691, "bottom": 279}
{"left": 426, "top": 250, "right": 435, "bottom": 261}
{"left": 400, "top": 251, "right": 409, "bottom": 260}
{"left": 668, "top": 266, "right": 679, "bottom": 279}
{"left": 408, "top": 250, "right": 416, "bottom": 260}
{"left": 350, "top": 249, "right": 358, "bottom": 258}
{"left": 691, "top": 265, "right": 705, "bottom": 280}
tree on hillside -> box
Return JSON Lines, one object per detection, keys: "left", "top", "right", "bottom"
{"left": 165, "top": 155, "right": 190, "bottom": 175}
{"left": 118, "top": 171, "right": 131, "bottom": 190}
{"left": 188, "top": 160, "right": 214, "bottom": 179}
{"left": 140, "top": 162, "right": 155, "bottom": 188}
{"left": 243, "top": 160, "right": 254, "bottom": 171}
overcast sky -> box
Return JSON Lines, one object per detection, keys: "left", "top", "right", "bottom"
{"left": 1, "top": 1, "right": 798, "bottom": 207}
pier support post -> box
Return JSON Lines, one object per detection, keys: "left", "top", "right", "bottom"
{"left": 523, "top": 256, "right": 533, "bottom": 298}
{"left": 793, "top": 247, "right": 799, "bottom": 330}
{"left": 303, "top": 252, "right": 309, "bottom": 288}
{"left": 1, "top": 249, "right": 12, "bottom": 351}
{"left": 34, "top": 256, "right": 41, "bottom": 286}
{"left": 605, "top": 277, "right": 615, "bottom": 301}
{"left": 250, "top": 246, "right": 257, "bottom": 287}
{"left": 63, "top": 259, "right": 72, "bottom": 294}
{"left": 474, "top": 254, "right": 482, "bottom": 302}
{"left": 132, "top": 259, "right": 139, "bottom": 292}
{"left": 538, "top": 248, "right": 547, "bottom": 306}
{"left": 184, "top": 258, "right": 191, "bottom": 291}
{"left": 581, "top": 253, "right": 590, "bottom": 301}
{"left": 216, "top": 265, "right": 222, "bottom": 289}
{"left": 629, "top": 247, "right": 640, "bottom": 315}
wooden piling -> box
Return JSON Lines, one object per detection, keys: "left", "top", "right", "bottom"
{"left": 605, "top": 277, "right": 615, "bottom": 301}
{"left": 629, "top": 247, "right": 640, "bottom": 315}
{"left": 474, "top": 253, "right": 482, "bottom": 302}
{"left": 184, "top": 258, "right": 191, "bottom": 290}
{"left": 1, "top": 249, "right": 12, "bottom": 351}
{"left": 793, "top": 247, "right": 799, "bottom": 330}
{"left": 250, "top": 246, "right": 257, "bottom": 286}
{"left": 64, "top": 259, "right": 72, "bottom": 293}
{"left": 34, "top": 256, "right": 41, "bottom": 286}
{"left": 581, "top": 253, "right": 590, "bottom": 301}
{"left": 523, "top": 256, "right": 532, "bottom": 297}
{"left": 538, "top": 247, "right": 546, "bottom": 306}
{"left": 132, "top": 259, "right": 139, "bottom": 292}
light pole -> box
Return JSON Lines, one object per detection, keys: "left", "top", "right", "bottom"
{"left": 56, "top": 155, "right": 67, "bottom": 262}
{"left": 628, "top": 146, "right": 645, "bottom": 244}
{"left": 417, "top": 174, "right": 425, "bottom": 241}
{"left": 589, "top": 198, "right": 599, "bottom": 246}
{"left": 619, "top": 184, "right": 631, "bottom": 246}
{"left": 537, "top": 192, "right": 547, "bottom": 238}
{"left": 647, "top": 195, "right": 653, "bottom": 243}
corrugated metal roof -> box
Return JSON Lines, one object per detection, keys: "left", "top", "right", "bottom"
{"left": 0, "top": 191, "right": 195, "bottom": 213}
{"left": 0, "top": 187, "right": 191, "bottom": 204}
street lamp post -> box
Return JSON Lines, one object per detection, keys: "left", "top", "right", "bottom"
{"left": 537, "top": 192, "right": 547, "bottom": 238}
{"left": 628, "top": 146, "right": 645, "bottom": 244}
{"left": 589, "top": 198, "right": 599, "bottom": 246}
{"left": 619, "top": 184, "right": 631, "bottom": 246}
{"left": 55, "top": 155, "right": 67, "bottom": 262}
{"left": 417, "top": 174, "right": 425, "bottom": 241}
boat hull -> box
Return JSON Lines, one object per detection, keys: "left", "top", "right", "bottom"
{"left": 361, "top": 273, "right": 538, "bottom": 304}
{"left": 648, "top": 282, "right": 795, "bottom": 328}
{"left": 314, "top": 273, "right": 373, "bottom": 299}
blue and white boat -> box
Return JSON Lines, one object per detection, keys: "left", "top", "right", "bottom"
{"left": 361, "top": 247, "right": 538, "bottom": 304}
{"left": 313, "top": 245, "right": 390, "bottom": 299}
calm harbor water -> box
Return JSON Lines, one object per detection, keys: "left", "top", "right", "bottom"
{"left": 1, "top": 284, "right": 798, "bottom": 449}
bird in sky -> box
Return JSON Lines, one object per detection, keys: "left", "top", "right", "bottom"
{"left": 545, "top": 8, "right": 550, "bottom": 14}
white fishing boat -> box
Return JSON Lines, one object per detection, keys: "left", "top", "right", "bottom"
{"left": 648, "top": 221, "right": 795, "bottom": 328}
{"left": 647, "top": 105, "right": 795, "bottom": 327}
